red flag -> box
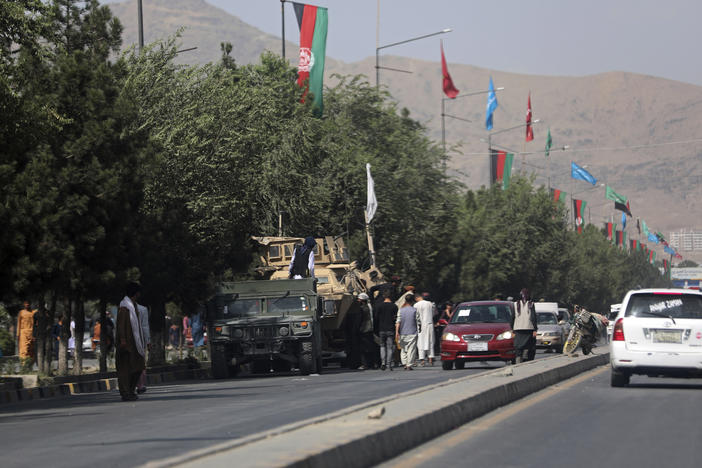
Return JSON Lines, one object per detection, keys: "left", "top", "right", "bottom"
{"left": 440, "top": 41, "right": 459, "bottom": 99}
{"left": 525, "top": 93, "right": 534, "bottom": 141}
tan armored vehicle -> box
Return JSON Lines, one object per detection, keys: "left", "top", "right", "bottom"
{"left": 252, "top": 236, "right": 384, "bottom": 362}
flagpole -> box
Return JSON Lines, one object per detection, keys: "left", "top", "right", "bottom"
{"left": 365, "top": 211, "right": 376, "bottom": 267}
{"left": 281, "top": 0, "right": 286, "bottom": 59}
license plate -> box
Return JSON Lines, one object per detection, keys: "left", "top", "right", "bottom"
{"left": 652, "top": 330, "right": 682, "bottom": 343}
{"left": 468, "top": 342, "right": 488, "bottom": 351}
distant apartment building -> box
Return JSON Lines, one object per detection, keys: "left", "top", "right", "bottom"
{"left": 669, "top": 229, "right": 702, "bottom": 251}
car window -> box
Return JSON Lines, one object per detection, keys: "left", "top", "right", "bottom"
{"left": 537, "top": 313, "right": 558, "bottom": 325}
{"left": 625, "top": 293, "right": 702, "bottom": 319}
{"left": 452, "top": 304, "right": 511, "bottom": 324}
{"left": 267, "top": 296, "right": 309, "bottom": 316}
{"left": 220, "top": 299, "right": 262, "bottom": 318}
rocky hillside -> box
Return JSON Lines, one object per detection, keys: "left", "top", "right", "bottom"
{"left": 107, "top": 0, "right": 702, "bottom": 254}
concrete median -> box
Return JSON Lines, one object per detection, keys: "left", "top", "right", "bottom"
{"left": 146, "top": 352, "right": 609, "bottom": 468}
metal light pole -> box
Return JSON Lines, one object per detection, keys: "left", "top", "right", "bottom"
{"left": 281, "top": 0, "right": 286, "bottom": 59}
{"left": 137, "top": 0, "right": 144, "bottom": 53}
{"left": 376, "top": 28, "right": 452, "bottom": 88}
{"left": 442, "top": 87, "right": 504, "bottom": 151}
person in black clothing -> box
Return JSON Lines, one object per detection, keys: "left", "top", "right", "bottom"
{"left": 369, "top": 275, "right": 401, "bottom": 304}
{"left": 373, "top": 290, "right": 398, "bottom": 371}
{"left": 288, "top": 236, "right": 316, "bottom": 279}
{"left": 344, "top": 298, "right": 363, "bottom": 369}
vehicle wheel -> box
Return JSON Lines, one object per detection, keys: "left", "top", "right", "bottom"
{"left": 211, "top": 349, "right": 229, "bottom": 379}
{"left": 582, "top": 344, "right": 592, "bottom": 355}
{"left": 442, "top": 360, "right": 453, "bottom": 370}
{"left": 611, "top": 369, "right": 630, "bottom": 387}
{"left": 563, "top": 329, "right": 581, "bottom": 354}
{"left": 454, "top": 360, "right": 465, "bottom": 370}
{"left": 510, "top": 358, "right": 517, "bottom": 365}
{"left": 299, "top": 341, "right": 314, "bottom": 376}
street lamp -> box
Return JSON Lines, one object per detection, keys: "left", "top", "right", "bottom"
{"left": 376, "top": 28, "right": 452, "bottom": 88}
{"left": 443, "top": 87, "right": 504, "bottom": 151}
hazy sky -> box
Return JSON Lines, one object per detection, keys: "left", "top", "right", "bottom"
{"left": 194, "top": 0, "right": 701, "bottom": 86}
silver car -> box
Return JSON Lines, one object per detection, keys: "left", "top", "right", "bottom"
{"left": 536, "top": 311, "right": 566, "bottom": 353}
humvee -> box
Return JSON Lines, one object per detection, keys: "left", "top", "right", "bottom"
{"left": 206, "top": 278, "right": 323, "bottom": 378}
{"left": 252, "top": 236, "right": 384, "bottom": 363}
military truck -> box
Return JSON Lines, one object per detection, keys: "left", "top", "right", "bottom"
{"left": 252, "top": 236, "right": 384, "bottom": 363}
{"left": 206, "top": 278, "right": 323, "bottom": 378}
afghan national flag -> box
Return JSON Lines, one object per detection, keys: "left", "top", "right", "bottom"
{"left": 440, "top": 41, "right": 459, "bottom": 98}
{"left": 573, "top": 198, "right": 587, "bottom": 233}
{"left": 550, "top": 188, "right": 567, "bottom": 203}
{"left": 630, "top": 239, "right": 638, "bottom": 251}
{"left": 615, "top": 230, "right": 622, "bottom": 246}
{"left": 606, "top": 222, "right": 613, "bottom": 241}
{"left": 293, "top": 2, "right": 328, "bottom": 115}
{"left": 525, "top": 93, "right": 534, "bottom": 142}
{"left": 490, "top": 149, "right": 514, "bottom": 189}
{"left": 650, "top": 250, "right": 656, "bottom": 263}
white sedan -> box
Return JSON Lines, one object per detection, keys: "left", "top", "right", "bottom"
{"left": 610, "top": 288, "right": 702, "bottom": 387}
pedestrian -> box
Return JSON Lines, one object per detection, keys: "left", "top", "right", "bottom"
{"left": 182, "top": 315, "right": 192, "bottom": 349}
{"left": 357, "top": 293, "right": 376, "bottom": 369}
{"left": 344, "top": 296, "right": 363, "bottom": 369}
{"left": 373, "top": 290, "right": 398, "bottom": 371}
{"left": 369, "top": 275, "right": 402, "bottom": 304}
{"left": 513, "top": 288, "right": 538, "bottom": 363}
{"left": 168, "top": 323, "right": 179, "bottom": 349}
{"left": 16, "top": 301, "right": 37, "bottom": 370}
{"left": 414, "top": 292, "right": 435, "bottom": 366}
{"left": 51, "top": 318, "right": 61, "bottom": 361}
{"left": 395, "top": 293, "right": 419, "bottom": 370}
{"left": 116, "top": 282, "right": 146, "bottom": 401}
{"left": 435, "top": 302, "right": 453, "bottom": 355}
{"left": 192, "top": 308, "right": 205, "bottom": 350}
{"left": 288, "top": 236, "right": 316, "bottom": 279}
{"left": 136, "top": 304, "right": 150, "bottom": 394}
{"left": 102, "top": 310, "right": 115, "bottom": 366}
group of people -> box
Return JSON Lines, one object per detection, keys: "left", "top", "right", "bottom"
{"left": 343, "top": 277, "right": 446, "bottom": 371}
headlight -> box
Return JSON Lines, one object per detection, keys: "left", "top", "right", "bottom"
{"left": 442, "top": 332, "right": 461, "bottom": 342}
{"left": 279, "top": 326, "right": 290, "bottom": 336}
{"left": 232, "top": 328, "right": 243, "bottom": 338}
{"left": 496, "top": 331, "right": 514, "bottom": 340}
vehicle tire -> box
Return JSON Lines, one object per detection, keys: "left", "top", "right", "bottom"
{"left": 611, "top": 369, "right": 630, "bottom": 387}
{"left": 454, "top": 360, "right": 465, "bottom": 370}
{"left": 563, "top": 329, "right": 581, "bottom": 354}
{"left": 582, "top": 344, "right": 592, "bottom": 355}
{"left": 211, "top": 350, "right": 229, "bottom": 379}
{"left": 442, "top": 360, "right": 453, "bottom": 370}
{"left": 299, "top": 341, "right": 314, "bottom": 376}
{"left": 510, "top": 358, "right": 517, "bottom": 365}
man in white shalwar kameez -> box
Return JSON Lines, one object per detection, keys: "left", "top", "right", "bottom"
{"left": 414, "top": 293, "right": 435, "bottom": 365}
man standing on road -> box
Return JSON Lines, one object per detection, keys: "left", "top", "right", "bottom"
{"left": 414, "top": 292, "right": 435, "bottom": 366}
{"left": 513, "top": 288, "right": 537, "bottom": 363}
{"left": 395, "top": 294, "right": 419, "bottom": 370}
{"left": 373, "top": 291, "right": 397, "bottom": 371}
{"left": 288, "top": 236, "right": 316, "bottom": 279}
{"left": 116, "top": 283, "right": 146, "bottom": 401}
{"left": 136, "top": 304, "right": 150, "bottom": 394}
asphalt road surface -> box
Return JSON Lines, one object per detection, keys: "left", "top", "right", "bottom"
{"left": 381, "top": 365, "right": 702, "bottom": 468}
{"left": 0, "top": 353, "right": 551, "bottom": 468}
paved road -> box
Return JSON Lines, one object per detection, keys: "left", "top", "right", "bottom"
{"left": 381, "top": 365, "right": 702, "bottom": 468}
{"left": 0, "top": 353, "right": 550, "bottom": 468}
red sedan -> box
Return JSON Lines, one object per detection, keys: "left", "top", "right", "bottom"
{"left": 440, "top": 301, "right": 516, "bottom": 370}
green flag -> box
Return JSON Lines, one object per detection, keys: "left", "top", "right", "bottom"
{"left": 642, "top": 220, "right": 650, "bottom": 237}
{"left": 605, "top": 185, "right": 627, "bottom": 204}
{"left": 545, "top": 128, "right": 552, "bottom": 157}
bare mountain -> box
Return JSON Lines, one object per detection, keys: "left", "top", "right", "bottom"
{"left": 107, "top": 0, "right": 702, "bottom": 259}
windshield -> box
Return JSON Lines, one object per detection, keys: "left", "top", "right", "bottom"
{"left": 625, "top": 293, "right": 702, "bottom": 319}
{"left": 537, "top": 313, "right": 558, "bottom": 325}
{"left": 268, "top": 296, "right": 310, "bottom": 316}
{"left": 452, "top": 304, "right": 511, "bottom": 324}
{"left": 219, "top": 299, "right": 262, "bottom": 319}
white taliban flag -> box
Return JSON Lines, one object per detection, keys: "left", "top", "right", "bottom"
{"left": 365, "top": 163, "right": 377, "bottom": 223}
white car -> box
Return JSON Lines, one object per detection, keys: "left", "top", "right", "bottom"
{"left": 606, "top": 304, "right": 621, "bottom": 342}
{"left": 610, "top": 288, "right": 702, "bottom": 387}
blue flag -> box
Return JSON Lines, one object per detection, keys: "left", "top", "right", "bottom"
{"left": 486, "top": 77, "right": 498, "bottom": 130}
{"left": 648, "top": 232, "right": 659, "bottom": 243}
{"left": 621, "top": 211, "right": 627, "bottom": 229}
{"left": 664, "top": 245, "right": 675, "bottom": 256}
{"left": 571, "top": 162, "right": 597, "bottom": 185}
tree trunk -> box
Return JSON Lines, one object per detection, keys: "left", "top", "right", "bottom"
{"left": 58, "top": 297, "right": 71, "bottom": 376}
{"left": 98, "top": 297, "right": 107, "bottom": 373}
{"left": 35, "top": 304, "right": 47, "bottom": 375}
{"left": 73, "top": 299, "right": 84, "bottom": 375}
{"left": 43, "top": 294, "right": 57, "bottom": 374}
{"left": 147, "top": 300, "right": 166, "bottom": 366}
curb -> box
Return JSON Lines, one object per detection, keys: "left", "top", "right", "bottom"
{"left": 148, "top": 353, "right": 609, "bottom": 468}
{"left": 0, "top": 367, "right": 212, "bottom": 405}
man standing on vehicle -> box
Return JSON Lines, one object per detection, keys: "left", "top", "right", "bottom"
{"left": 513, "top": 288, "right": 537, "bottom": 363}
{"left": 288, "top": 236, "right": 316, "bottom": 279}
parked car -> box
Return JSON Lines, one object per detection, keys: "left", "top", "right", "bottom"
{"left": 440, "top": 301, "right": 516, "bottom": 370}
{"left": 535, "top": 311, "right": 565, "bottom": 353}
{"left": 606, "top": 304, "right": 621, "bottom": 342}
{"left": 558, "top": 307, "right": 572, "bottom": 337}
{"left": 610, "top": 289, "right": 702, "bottom": 387}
